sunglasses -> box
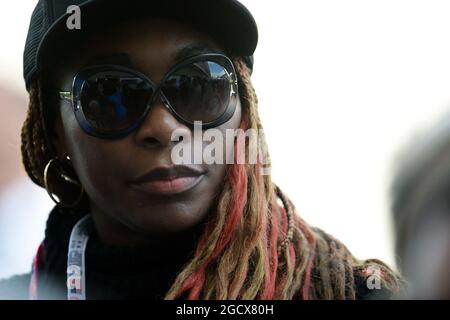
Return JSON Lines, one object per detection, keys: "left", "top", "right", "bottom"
{"left": 58, "top": 53, "right": 239, "bottom": 139}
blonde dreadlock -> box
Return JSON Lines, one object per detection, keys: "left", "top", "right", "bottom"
{"left": 20, "top": 57, "right": 403, "bottom": 300}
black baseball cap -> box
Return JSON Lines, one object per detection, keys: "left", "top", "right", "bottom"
{"left": 23, "top": 0, "right": 258, "bottom": 90}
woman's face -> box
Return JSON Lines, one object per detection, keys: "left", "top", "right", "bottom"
{"left": 51, "top": 19, "right": 242, "bottom": 245}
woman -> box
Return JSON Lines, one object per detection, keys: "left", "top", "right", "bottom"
{"left": 0, "top": 0, "right": 402, "bottom": 299}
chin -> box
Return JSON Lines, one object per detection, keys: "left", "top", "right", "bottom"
{"left": 124, "top": 204, "right": 208, "bottom": 236}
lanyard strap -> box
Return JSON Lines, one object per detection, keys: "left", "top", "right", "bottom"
{"left": 28, "top": 214, "right": 93, "bottom": 300}
{"left": 67, "top": 214, "right": 93, "bottom": 300}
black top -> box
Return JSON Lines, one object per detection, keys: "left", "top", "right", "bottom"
{"left": 0, "top": 206, "right": 196, "bottom": 300}
{"left": 0, "top": 206, "right": 393, "bottom": 300}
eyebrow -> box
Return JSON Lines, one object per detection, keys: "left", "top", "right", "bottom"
{"left": 85, "top": 53, "right": 134, "bottom": 66}
{"left": 83, "top": 44, "right": 225, "bottom": 69}
{"left": 174, "top": 42, "right": 226, "bottom": 63}
{"left": 173, "top": 43, "right": 225, "bottom": 62}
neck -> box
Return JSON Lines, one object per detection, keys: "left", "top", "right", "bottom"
{"left": 89, "top": 202, "right": 205, "bottom": 252}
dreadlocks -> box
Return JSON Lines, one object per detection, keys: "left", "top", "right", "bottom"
{"left": 20, "top": 56, "right": 403, "bottom": 300}
{"left": 21, "top": 80, "right": 50, "bottom": 187}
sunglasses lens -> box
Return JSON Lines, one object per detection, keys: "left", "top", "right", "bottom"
{"left": 80, "top": 71, "right": 153, "bottom": 133}
{"left": 161, "top": 60, "right": 236, "bottom": 124}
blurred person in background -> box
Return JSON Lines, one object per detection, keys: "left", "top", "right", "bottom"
{"left": 391, "top": 111, "right": 450, "bottom": 299}
{"left": 0, "top": 0, "right": 402, "bottom": 300}
{"left": 0, "top": 87, "right": 51, "bottom": 279}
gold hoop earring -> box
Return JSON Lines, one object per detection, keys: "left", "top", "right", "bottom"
{"left": 44, "top": 157, "right": 84, "bottom": 208}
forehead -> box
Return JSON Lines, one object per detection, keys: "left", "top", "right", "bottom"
{"left": 51, "top": 18, "right": 226, "bottom": 85}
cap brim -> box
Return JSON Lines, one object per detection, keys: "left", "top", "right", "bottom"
{"left": 37, "top": 0, "right": 258, "bottom": 70}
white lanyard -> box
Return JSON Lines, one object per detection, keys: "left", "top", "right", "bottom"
{"left": 66, "top": 214, "right": 93, "bottom": 300}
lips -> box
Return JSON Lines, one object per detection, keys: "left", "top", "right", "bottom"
{"left": 129, "top": 165, "right": 205, "bottom": 196}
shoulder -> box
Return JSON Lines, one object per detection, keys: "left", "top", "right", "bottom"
{"left": 0, "top": 273, "right": 31, "bottom": 300}
{"left": 353, "top": 259, "right": 403, "bottom": 300}
{"left": 309, "top": 227, "right": 403, "bottom": 300}
{"left": 353, "top": 273, "right": 395, "bottom": 300}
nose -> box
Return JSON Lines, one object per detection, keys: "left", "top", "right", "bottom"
{"left": 134, "top": 95, "right": 189, "bottom": 148}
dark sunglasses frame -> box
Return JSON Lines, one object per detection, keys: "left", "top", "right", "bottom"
{"left": 58, "top": 53, "right": 239, "bottom": 139}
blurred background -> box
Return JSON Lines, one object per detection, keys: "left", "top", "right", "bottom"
{"left": 1, "top": 0, "right": 449, "bottom": 284}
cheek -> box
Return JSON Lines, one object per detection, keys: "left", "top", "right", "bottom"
{"left": 231, "top": 98, "right": 243, "bottom": 129}
{"left": 201, "top": 98, "right": 243, "bottom": 185}
{"left": 221, "top": 98, "right": 243, "bottom": 160}
{"left": 60, "top": 109, "right": 126, "bottom": 202}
